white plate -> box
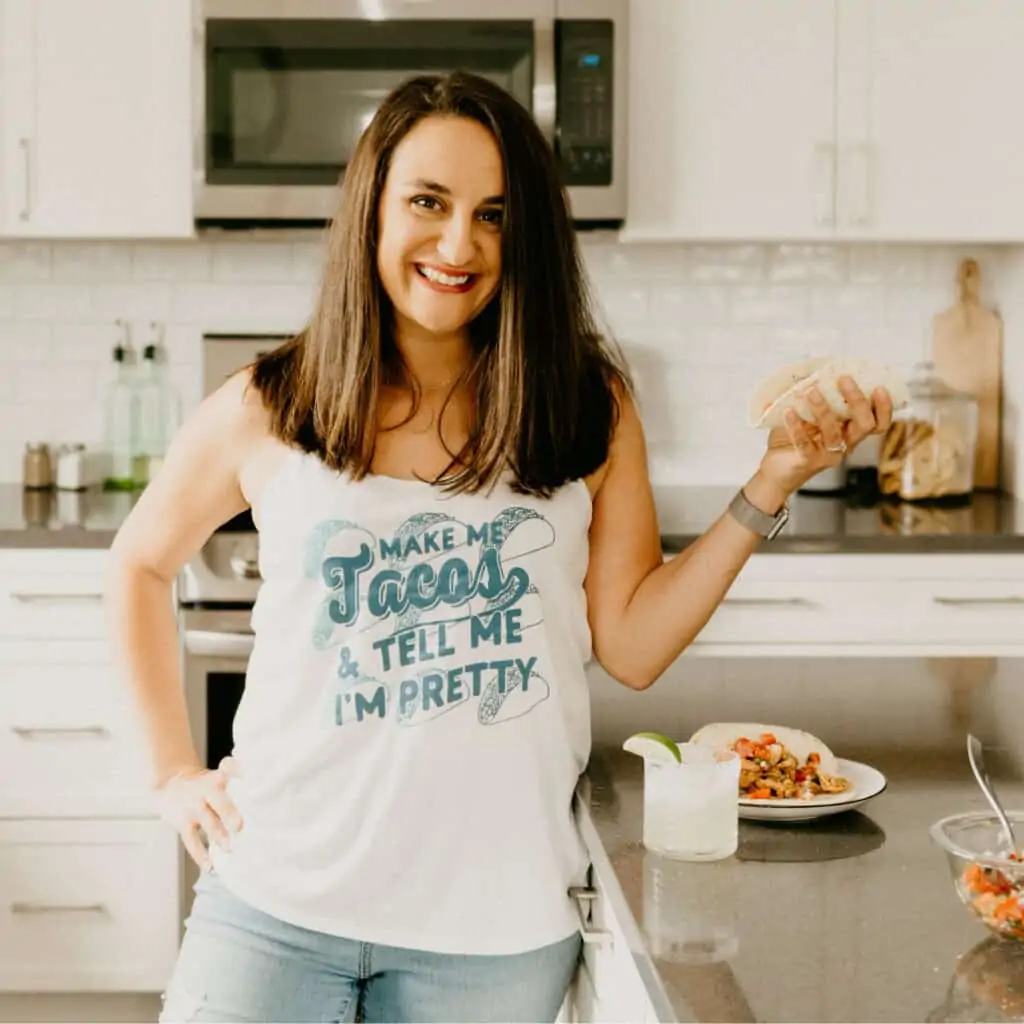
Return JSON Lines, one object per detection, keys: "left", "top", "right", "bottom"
{"left": 738, "top": 759, "right": 888, "bottom": 823}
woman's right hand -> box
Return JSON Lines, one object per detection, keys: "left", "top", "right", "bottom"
{"left": 156, "top": 761, "right": 243, "bottom": 871}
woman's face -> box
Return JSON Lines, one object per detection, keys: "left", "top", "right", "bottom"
{"left": 377, "top": 115, "right": 505, "bottom": 340}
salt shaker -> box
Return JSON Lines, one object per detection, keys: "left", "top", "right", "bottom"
{"left": 23, "top": 443, "right": 53, "bottom": 490}
{"left": 55, "top": 444, "right": 88, "bottom": 491}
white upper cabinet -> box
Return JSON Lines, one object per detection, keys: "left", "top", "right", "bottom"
{"left": 624, "top": 0, "right": 1024, "bottom": 242}
{"left": 838, "top": 0, "right": 1024, "bottom": 241}
{"left": 0, "top": 0, "right": 193, "bottom": 239}
{"left": 623, "top": 0, "right": 837, "bottom": 242}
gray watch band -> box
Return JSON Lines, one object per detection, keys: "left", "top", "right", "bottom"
{"left": 728, "top": 487, "right": 790, "bottom": 540}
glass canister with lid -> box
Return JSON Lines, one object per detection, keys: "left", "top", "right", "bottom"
{"left": 878, "top": 361, "right": 978, "bottom": 501}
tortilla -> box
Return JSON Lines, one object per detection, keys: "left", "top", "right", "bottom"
{"left": 689, "top": 721, "right": 842, "bottom": 776}
{"left": 747, "top": 356, "right": 830, "bottom": 427}
{"left": 751, "top": 356, "right": 910, "bottom": 430}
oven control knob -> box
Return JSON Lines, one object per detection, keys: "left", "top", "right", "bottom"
{"left": 229, "top": 552, "right": 261, "bottom": 580}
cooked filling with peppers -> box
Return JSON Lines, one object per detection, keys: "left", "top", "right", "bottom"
{"left": 961, "top": 858, "right": 1024, "bottom": 940}
{"left": 730, "top": 732, "right": 851, "bottom": 800}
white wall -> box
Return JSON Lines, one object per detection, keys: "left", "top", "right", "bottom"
{"left": 0, "top": 235, "right": 1021, "bottom": 491}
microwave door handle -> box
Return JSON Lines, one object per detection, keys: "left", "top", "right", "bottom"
{"left": 533, "top": 18, "right": 556, "bottom": 149}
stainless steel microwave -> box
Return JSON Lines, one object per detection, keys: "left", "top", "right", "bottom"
{"left": 193, "top": 0, "right": 627, "bottom": 228}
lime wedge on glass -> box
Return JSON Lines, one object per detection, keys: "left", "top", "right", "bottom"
{"left": 622, "top": 731, "right": 682, "bottom": 764}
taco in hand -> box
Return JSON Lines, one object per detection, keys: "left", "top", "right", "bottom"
{"left": 690, "top": 722, "right": 852, "bottom": 800}
{"left": 749, "top": 356, "right": 910, "bottom": 430}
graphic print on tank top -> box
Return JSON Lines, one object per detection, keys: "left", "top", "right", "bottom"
{"left": 304, "top": 505, "right": 558, "bottom": 730}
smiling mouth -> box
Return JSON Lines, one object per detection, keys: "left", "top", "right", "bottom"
{"left": 415, "top": 264, "right": 476, "bottom": 292}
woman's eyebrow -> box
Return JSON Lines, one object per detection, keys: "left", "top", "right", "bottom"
{"left": 404, "top": 178, "right": 504, "bottom": 205}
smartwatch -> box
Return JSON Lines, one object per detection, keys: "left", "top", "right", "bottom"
{"left": 728, "top": 487, "right": 790, "bottom": 540}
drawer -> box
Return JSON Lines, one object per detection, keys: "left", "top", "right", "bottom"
{"left": 575, "top": 874, "right": 658, "bottom": 1023}
{"left": 0, "top": 819, "right": 179, "bottom": 992}
{"left": 694, "top": 578, "right": 1024, "bottom": 649}
{"left": 0, "top": 660, "right": 152, "bottom": 817}
{"left": 0, "top": 551, "right": 108, "bottom": 640}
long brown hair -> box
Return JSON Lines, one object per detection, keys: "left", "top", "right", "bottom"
{"left": 250, "top": 70, "right": 631, "bottom": 497}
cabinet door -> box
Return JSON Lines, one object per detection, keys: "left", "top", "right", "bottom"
{"left": 5, "top": 0, "right": 193, "bottom": 239}
{"left": 0, "top": 1, "right": 34, "bottom": 232}
{"left": 623, "top": 0, "right": 837, "bottom": 242}
{"left": 838, "top": 0, "right": 1024, "bottom": 240}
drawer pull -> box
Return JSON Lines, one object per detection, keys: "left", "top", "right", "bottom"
{"left": 569, "top": 886, "right": 613, "bottom": 946}
{"left": 722, "top": 597, "right": 815, "bottom": 608}
{"left": 10, "top": 901, "right": 108, "bottom": 916}
{"left": 933, "top": 596, "right": 1024, "bottom": 607}
{"left": 11, "top": 725, "right": 110, "bottom": 740}
{"left": 10, "top": 592, "right": 103, "bottom": 605}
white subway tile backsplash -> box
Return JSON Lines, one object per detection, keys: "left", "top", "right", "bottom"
{"left": 808, "top": 285, "right": 885, "bottom": 329}
{"left": 0, "top": 243, "right": 51, "bottom": 281}
{"left": 211, "top": 241, "right": 298, "bottom": 283}
{"left": 91, "top": 283, "right": 172, "bottom": 322}
{"left": 686, "top": 244, "right": 765, "bottom": 284}
{"left": 731, "top": 285, "right": 806, "bottom": 325}
{"left": 767, "top": 244, "right": 847, "bottom": 284}
{"left": 1, "top": 323, "right": 52, "bottom": 362}
{"left": 169, "top": 282, "right": 315, "bottom": 330}
{"left": 0, "top": 236, "right": 1019, "bottom": 487}
{"left": 14, "top": 284, "right": 92, "bottom": 321}
{"left": 132, "top": 243, "right": 212, "bottom": 282}
{"left": 52, "top": 244, "right": 133, "bottom": 282}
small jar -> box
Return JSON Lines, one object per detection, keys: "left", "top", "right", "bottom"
{"left": 22, "top": 443, "right": 53, "bottom": 490}
{"left": 55, "top": 444, "right": 88, "bottom": 491}
{"left": 878, "top": 362, "right": 978, "bottom": 502}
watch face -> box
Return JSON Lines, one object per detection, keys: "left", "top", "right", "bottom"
{"left": 766, "top": 506, "right": 790, "bottom": 540}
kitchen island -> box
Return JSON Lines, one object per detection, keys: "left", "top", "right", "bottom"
{"left": 575, "top": 696, "right": 1024, "bottom": 1023}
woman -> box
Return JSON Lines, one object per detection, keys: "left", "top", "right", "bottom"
{"left": 107, "top": 71, "right": 892, "bottom": 1023}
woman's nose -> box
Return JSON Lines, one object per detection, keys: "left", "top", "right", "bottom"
{"left": 435, "top": 213, "right": 476, "bottom": 267}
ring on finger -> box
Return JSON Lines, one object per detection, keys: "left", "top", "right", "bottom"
{"left": 826, "top": 440, "right": 848, "bottom": 454}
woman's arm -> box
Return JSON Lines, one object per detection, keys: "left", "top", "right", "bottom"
{"left": 105, "top": 371, "right": 264, "bottom": 786}
{"left": 585, "top": 378, "right": 891, "bottom": 690}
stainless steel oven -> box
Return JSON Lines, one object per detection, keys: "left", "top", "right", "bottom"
{"left": 193, "top": 0, "right": 628, "bottom": 227}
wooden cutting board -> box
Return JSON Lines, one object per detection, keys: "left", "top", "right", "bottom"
{"left": 931, "top": 257, "right": 1003, "bottom": 491}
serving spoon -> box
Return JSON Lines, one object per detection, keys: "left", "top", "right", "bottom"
{"left": 967, "top": 733, "right": 1020, "bottom": 855}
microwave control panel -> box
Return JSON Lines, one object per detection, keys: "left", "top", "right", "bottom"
{"left": 556, "top": 20, "right": 615, "bottom": 187}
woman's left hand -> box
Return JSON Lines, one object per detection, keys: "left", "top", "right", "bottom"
{"left": 755, "top": 376, "right": 894, "bottom": 502}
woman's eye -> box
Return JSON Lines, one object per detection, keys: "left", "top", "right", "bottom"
{"left": 411, "top": 195, "right": 442, "bottom": 211}
{"left": 479, "top": 208, "right": 503, "bottom": 226}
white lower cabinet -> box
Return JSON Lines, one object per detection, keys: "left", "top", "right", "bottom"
{"left": 570, "top": 873, "right": 660, "bottom": 1023}
{"left": 0, "top": 819, "right": 178, "bottom": 992}
{"left": 0, "top": 548, "right": 180, "bottom": 995}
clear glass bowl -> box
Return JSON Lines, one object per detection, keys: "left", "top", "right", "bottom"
{"left": 931, "top": 812, "right": 1024, "bottom": 942}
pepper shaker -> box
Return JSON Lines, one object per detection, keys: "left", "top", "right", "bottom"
{"left": 23, "top": 443, "right": 53, "bottom": 490}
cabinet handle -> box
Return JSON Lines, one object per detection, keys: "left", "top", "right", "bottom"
{"left": 569, "top": 886, "right": 613, "bottom": 946}
{"left": 10, "top": 902, "right": 108, "bottom": 916}
{"left": 533, "top": 19, "right": 556, "bottom": 149}
{"left": 843, "top": 143, "right": 871, "bottom": 226}
{"left": 722, "top": 597, "right": 815, "bottom": 608}
{"left": 10, "top": 592, "right": 103, "bottom": 605}
{"left": 11, "top": 725, "right": 110, "bottom": 740}
{"left": 18, "top": 137, "right": 31, "bottom": 222}
{"left": 933, "top": 596, "right": 1024, "bottom": 607}
{"left": 813, "top": 141, "right": 836, "bottom": 226}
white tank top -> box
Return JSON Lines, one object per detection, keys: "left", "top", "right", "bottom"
{"left": 210, "top": 449, "right": 594, "bottom": 955}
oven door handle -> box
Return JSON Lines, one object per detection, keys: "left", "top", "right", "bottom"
{"left": 183, "top": 630, "right": 254, "bottom": 658}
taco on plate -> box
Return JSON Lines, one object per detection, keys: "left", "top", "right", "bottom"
{"left": 749, "top": 355, "right": 910, "bottom": 430}
{"left": 690, "top": 721, "right": 852, "bottom": 801}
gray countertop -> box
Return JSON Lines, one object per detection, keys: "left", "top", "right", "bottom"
{"left": 0, "top": 486, "right": 140, "bottom": 548}
{"left": 1, "top": 482, "right": 1023, "bottom": 554}
{"left": 576, "top": 685, "right": 1024, "bottom": 1023}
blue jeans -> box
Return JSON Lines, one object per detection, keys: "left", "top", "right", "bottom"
{"left": 160, "top": 871, "right": 583, "bottom": 1023}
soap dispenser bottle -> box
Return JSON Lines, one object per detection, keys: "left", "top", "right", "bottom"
{"left": 102, "top": 321, "right": 139, "bottom": 491}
